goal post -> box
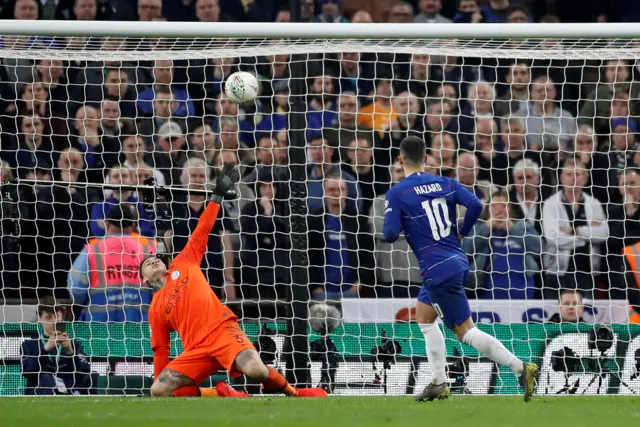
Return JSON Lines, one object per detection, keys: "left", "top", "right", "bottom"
{"left": 0, "top": 20, "right": 639, "bottom": 396}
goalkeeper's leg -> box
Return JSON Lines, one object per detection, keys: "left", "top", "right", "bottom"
{"left": 150, "top": 368, "right": 248, "bottom": 397}
{"left": 232, "top": 349, "right": 327, "bottom": 397}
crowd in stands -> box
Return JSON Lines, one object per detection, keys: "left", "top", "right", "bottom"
{"left": 1, "top": 0, "right": 640, "bottom": 316}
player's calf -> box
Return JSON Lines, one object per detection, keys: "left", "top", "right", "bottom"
{"left": 234, "top": 349, "right": 269, "bottom": 381}
{"left": 151, "top": 369, "right": 194, "bottom": 397}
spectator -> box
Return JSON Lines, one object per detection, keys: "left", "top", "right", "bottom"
{"left": 21, "top": 297, "right": 92, "bottom": 395}
{"left": 121, "top": 131, "right": 166, "bottom": 186}
{"left": 5, "top": 114, "right": 55, "bottom": 178}
{"left": 547, "top": 291, "right": 585, "bottom": 323}
{"left": 334, "top": 52, "right": 374, "bottom": 98}
{"left": 572, "top": 124, "right": 599, "bottom": 199}
{"left": 68, "top": 206, "right": 155, "bottom": 322}
{"left": 509, "top": 158, "right": 548, "bottom": 236}
{"left": 386, "top": 91, "right": 423, "bottom": 163}
{"left": 323, "top": 91, "right": 375, "bottom": 159}
{"left": 495, "top": 61, "right": 530, "bottom": 117}
{"left": 453, "top": 0, "right": 499, "bottom": 23}
{"left": 243, "top": 135, "right": 288, "bottom": 185}
{"left": 471, "top": 117, "right": 505, "bottom": 184}
{"left": 463, "top": 190, "right": 541, "bottom": 299}
{"left": 505, "top": 3, "right": 531, "bottom": 23}
{"left": 189, "top": 56, "right": 237, "bottom": 116}
{"left": 167, "top": 159, "right": 236, "bottom": 300}
{"left": 137, "top": 0, "right": 162, "bottom": 21}
{"left": 90, "top": 166, "right": 154, "bottom": 238}
{"left": 307, "top": 74, "right": 339, "bottom": 139}
{"left": 34, "top": 148, "right": 89, "bottom": 289}
{"left": 342, "top": 137, "right": 389, "bottom": 215}
{"left": 100, "top": 96, "right": 122, "bottom": 137}
{"left": 370, "top": 159, "right": 421, "bottom": 297}
{"left": 607, "top": 170, "right": 640, "bottom": 296}
{"left": 218, "top": 118, "right": 254, "bottom": 173}
{"left": 424, "top": 99, "right": 457, "bottom": 137}
{"left": 395, "top": 54, "right": 432, "bottom": 103}
{"left": 429, "top": 132, "right": 458, "bottom": 177}
{"left": 306, "top": 135, "right": 361, "bottom": 213}
{"left": 308, "top": 174, "right": 374, "bottom": 300}
{"left": 211, "top": 91, "right": 254, "bottom": 147}
{"left": 36, "top": 59, "right": 69, "bottom": 119}
{"left": 316, "top": 0, "right": 347, "bottom": 23}
{"left": 459, "top": 80, "right": 497, "bottom": 137}
{"left": 591, "top": 117, "right": 638, "bottom": 206}
{"left": 239, "top": 171, "right": 291, "bottom": 301}
{"left": 456, "top": 151, "right": 493, "bottom": 202}
{"left": 187, "top": 122, "right": 218, "bottom": 166}
{"left": 11, "top": 0, "right": 40, "bottom": 21}
{"left": 517, "top": 76, "right": 577, "bottom": 153}
{"left": 414, "top": 0, "right": 451, "bottom": 23}
{"left": 151, "top": 120, "right": 188, "bottom": 186}
{"left": 137, "top": 60, "right": 195, "bottom": 118}
{"left": 387, "top": 1, "right": 414, "bottom": 23}
{"left": 358, "top": 78, "right": 397, "bottom": 135}
{"left": 542, "top": 159, "right": 609, "bottom": 299}
{"left": 351, "top": 10, "right": 372, "bottom": 23}
{"left": 72, "top": 0, "right": 97, "bottom": 20}
{"left": 578, "top": 59, "right": 640, "bottom": 134}
{"left": 103, "top": 67, "right": 137, "bottom": 119}
{"left": 195, "top": 0, "right": 220, "bottom": 22}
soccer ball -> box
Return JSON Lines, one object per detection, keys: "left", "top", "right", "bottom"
{"left": 225, "top": 71, "right": 259, "bottom": 104}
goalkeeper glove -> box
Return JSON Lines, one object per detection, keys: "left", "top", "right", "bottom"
{"left": 210, "top": 163, "right": 240, "bottom": 204}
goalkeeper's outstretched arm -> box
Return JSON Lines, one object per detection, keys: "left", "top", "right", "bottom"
{"left": 174, "top": 164, "right": 240, "bottom": 265}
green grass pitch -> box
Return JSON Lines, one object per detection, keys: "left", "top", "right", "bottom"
{"left": 0, "top": 396, "right": 638, "bottom": 427}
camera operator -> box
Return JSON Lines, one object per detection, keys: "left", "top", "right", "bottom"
{"left": 21, "top": 297, "right": 92, "bottom": 395}
{"left": 547, "top": 290, "right": 585, "bottom": 323}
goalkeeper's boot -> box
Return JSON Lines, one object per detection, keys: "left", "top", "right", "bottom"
{"left": 294, "top": 387, "right": 328, "bottom": 398}
{"left": 519, "top": 362, "right": 539, "bottom": 403}
{"left": 215, "top": 381, "right": 249, "bottom": 398}
{"left": 415, "top": 382, "right": 451, "bottom": 402}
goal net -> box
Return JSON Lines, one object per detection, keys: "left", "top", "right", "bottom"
{"left": 0, "top": 22, "right": 639, "bottom": 397}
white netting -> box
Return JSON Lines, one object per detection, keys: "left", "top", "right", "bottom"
{"left": 1, "top": 25, "right": 640, "bottom": 397}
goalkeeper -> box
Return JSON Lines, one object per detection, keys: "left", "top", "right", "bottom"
{"left": 141, "top": 164, "right": 326, "bottom": 398}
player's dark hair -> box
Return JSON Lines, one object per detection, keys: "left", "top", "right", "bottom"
{"left": 399, "top": 136, "right": 426, "bottom": 166}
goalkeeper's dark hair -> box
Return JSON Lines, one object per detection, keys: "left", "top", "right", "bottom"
{"left": 399, "top": 136, "right": 426, "bottom": 166}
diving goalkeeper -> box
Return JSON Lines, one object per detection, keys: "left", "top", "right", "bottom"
{"left": 141, "top": 164, "right": 326, "bottom": 398}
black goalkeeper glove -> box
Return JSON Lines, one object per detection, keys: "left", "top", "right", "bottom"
{"left": 210, "top": 163, "right": 240, "bottom": 204}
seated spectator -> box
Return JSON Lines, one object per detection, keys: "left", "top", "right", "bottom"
{"left": 90, "top": 166, "right": 154, "bottom": 238}
{"left": 239, "top": 171, "right": 291, "bottom": 301}
{"left": 306, "top": 135, "right": 361, "bottom": 213}
{"left": 307, "top": 74, "right": 339, "bottom": 139}
{"left": 121, "top": 131, "right": 166, "bottom": 186}
{"left": 573, "top": 124, "right": 599, "bottom": 199}
{"left": 424, "top": 99, "right": 457, "bottom": 139}
{"left": 463, "top": 190, "right": 541, "bottom": 299}
{"left": 210, "top": 91, "right": 254, "bottom": 147}
{"left": 195, "top": 0, "right": 220, "bottom": 22}
{"left": 100, "top": 96, "right": 122, "bottom": 137}
{"left": 429, "top": 132, "right": 458, "bottom": 177}
{"left": 509, "top": 158, "right": 548, "bottom": 236}
{"left": 453, "top": 0, "right": 499, "bottom": 23}
{"left": 254, "top": 79, "right": 288, "bottom": 136}
{"left": 323, "top": 91, "right": 375, "bottom": 160}
{"left": 414, "top": 0, "right": 451, "bottom": 23}
{"left": 458, "top": 80, "right": 496, "bottom": 138}
{"left": 370, "top": 159, "right": 421, "bottom": 297}
{"left": 308, "top": 174, "right": 374, "bottom": 300}
{"left": 137, "top": 60, "right": 194, "bottom": 118}
{"left": 4, "top": 114, "right": 55, "bottom": 178}
{"left": 542, "top": 159, "right": 609, "bottom": 300}
{"left": 397, "top": 54, "right": 433, "bottom": 100}
{"left": 137, "top": 0, "right": 163, "bottom": 21}
{"left": 578, "top": 59, "right": 640, "bottom": 134}
{"left": 505, "top": 3, "right": 530, "bottom": 23}
{"left": 189, "top": 56, "right": 237, "bottom": 116}
{"left": 335, "top": 52, "right": 373, "bottom": 98}
{"left": 607, "top": 170, "right": 640, "bottom": 297}
{"left": 68, "top": 206, "right": 155, "bottom": 322}
{"left": 385, "top": 91, "right": 423, "bottom": 163}
{"left": 218, "top": 117, "right": 254, "bottom": 175}
{"left": 456, "top": 151, "right": 494, "bottom": 202}
{"left": 316, "top": 0, "right": 347, "bottom": 22}
{"left": 21, "top": 297, "right": 92, "bottom": 395}
{"left": 358, "top": 77, "right": 397, "bottom": 135}
{"left": 36, "top": 59, "right": 69, "bottom": 118}
{"left": 547, "top": 291, "right": 585, "bottom": 323}
{"left": 341, "top": 137, "right": 389, "bottom": 215}
{"left": 591, "top": 117, "right": 638, "bottom": 206}
{"left": 152, "top": 120, "right": 188, "bottom": 186}
{"left": 187, "top": 122, "right": 218, "bottom": 166}
{"left": 35, "top": 148, "right": 89, "bottom": 289}
{"left": 243, "top": 135, "right": 288, "bottom": 185}
{"left": 167, "top": 158, "right": 235, "bottom": 299}
{"left": 103, "top": 67, "right": 137, "bottom": 119}
{"left": 495, "top": 60, "right": 530, "bottom": 117}
{"left": 518, "top": 76, "right": 577, "bottom": 153}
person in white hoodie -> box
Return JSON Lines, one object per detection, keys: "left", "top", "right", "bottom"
{"left": 542, "top": 158, "right": 609, "bottom": 299}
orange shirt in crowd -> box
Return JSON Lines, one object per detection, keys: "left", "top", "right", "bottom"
{"left": 358, "top": 101, "right": 397, "bottom": 134}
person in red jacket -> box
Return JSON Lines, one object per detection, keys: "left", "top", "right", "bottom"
{"left": 140, "top": 164, "right": 326, "bottom": 399}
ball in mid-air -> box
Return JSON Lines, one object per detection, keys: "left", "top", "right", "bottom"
{"left": 225, "top": 71, "right": 259, "bottom": 104}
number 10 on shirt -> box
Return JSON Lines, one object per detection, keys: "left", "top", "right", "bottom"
{"left": 421, "top": 198, "right": 452, "bottom": 241}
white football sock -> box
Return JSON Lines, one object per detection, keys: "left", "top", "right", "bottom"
{"left": 462, "top": 327, "right": 524, "bottom": 375}
{"left": 420, "top": 323, "right": 447, "bottom": 385}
